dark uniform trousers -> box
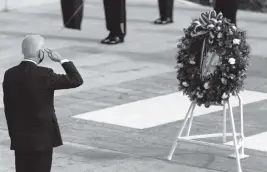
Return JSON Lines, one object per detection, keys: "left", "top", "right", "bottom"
{"left": 214, "top": 0, "right": 238, "bottom": 24}
{"left": 14, "top": 124, "right": 61, "bottom": 172}
{"left": 61, "top": 0, "right": 84, "bottom": 30}
{"left": 103, "top": 0, "right": 125, "bottom": 36}
{"left": 15, "top": 149, "right": 53, "bottom": 172}
{"left": 158, "top": 0, "right": 174, "bottom": 20}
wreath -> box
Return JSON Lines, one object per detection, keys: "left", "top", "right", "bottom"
{"left": 176, "top": 10, "right": 251, "bottom": 108}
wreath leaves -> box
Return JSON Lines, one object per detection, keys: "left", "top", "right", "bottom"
{"left": 176, "top": 10, "right": 251, "bottom": 108}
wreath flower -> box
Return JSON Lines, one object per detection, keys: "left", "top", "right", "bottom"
{"left": 175, "top": 10, "right": 251, "bottom": 107}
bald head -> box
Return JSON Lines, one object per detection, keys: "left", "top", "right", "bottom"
{"left": 22, "top": 35, "right": 44, "bottom": 59}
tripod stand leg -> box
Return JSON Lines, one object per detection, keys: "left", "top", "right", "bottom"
{"left": 167, "top": 101, "right": 196, "bottom": 160}
{"left": 228, "top": 100, "right": 243, "bottom": 172}
{"left": 186, "top": 102, "right": 196, "bottom": 136}
{"left": 237, "top": 94, "right": 249, "bottom": 158}
{"left": 223, "top": 101, "right": 227, "bottom": 143}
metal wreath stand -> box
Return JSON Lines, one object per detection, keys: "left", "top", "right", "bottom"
{"left": 167, "top": 22, "right": 250, "bottom": 171}
{"left": 167, "top": 93, "right": 249, "bottom": 172}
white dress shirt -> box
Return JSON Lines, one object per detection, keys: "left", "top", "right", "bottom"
{"left": 59, "top": 59, "right": 70, "bottom": 64}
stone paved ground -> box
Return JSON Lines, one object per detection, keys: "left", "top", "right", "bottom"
{"left": 1, "top": 1, "right": 267, "bottom": 172}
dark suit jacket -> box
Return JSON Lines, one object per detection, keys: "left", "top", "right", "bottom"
{"left": 2, "top": 61, "right": 83, "bottom": 151}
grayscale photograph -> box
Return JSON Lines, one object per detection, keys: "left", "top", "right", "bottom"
{"left": 0, "top": 0, "right": 267, "bottom": 172}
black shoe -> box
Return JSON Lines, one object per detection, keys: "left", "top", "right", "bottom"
{"left": 154, "top": 18, "right": 173, "bottom": 25}
{"left": 100, "top": 35, "right": 124, "bottom": 45}
{"left": 100, "top": 34, "right": 112, "bottom": 44}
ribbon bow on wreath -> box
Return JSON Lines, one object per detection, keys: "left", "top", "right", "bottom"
{"left": 189, "top": 10, "right": 232, "bottom": 79}
{"left": 191, "top": 10, "right": 223, "bottom": 44}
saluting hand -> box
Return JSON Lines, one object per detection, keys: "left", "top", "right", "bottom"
{"left": 44, "top": 48, "right": 63, "bottom": 62}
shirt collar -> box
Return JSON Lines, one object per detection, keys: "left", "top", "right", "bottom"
{"left": 23, "top": 59, "right": 37, "bottom": 65}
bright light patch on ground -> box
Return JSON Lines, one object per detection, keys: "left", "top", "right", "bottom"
{"left": 73, "top": 90, "right": 267, "bottom": 129}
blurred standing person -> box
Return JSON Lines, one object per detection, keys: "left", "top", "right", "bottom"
{"left": 3, "top": 35, "right": 83, "bottom": 172}
{"left": 61, "top": 0, "right": 84, "bottom": 30}
{"left": 101, "top": 0, "right": 126, "bottom": 45}
{"left": 212, "top": 0, "right": 238, "bottom": 25}
{"left": 154, "top": 0, "right": 174, "bottom": 25}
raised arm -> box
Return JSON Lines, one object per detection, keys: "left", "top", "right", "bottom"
{"left": 45, "top": 61, "right": 83, "bottom": 90}
{"left": 43, "top": 49, "right": 83, "bottom": 90}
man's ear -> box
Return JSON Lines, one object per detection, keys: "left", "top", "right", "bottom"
{"left": 37, "top": 49, "right": 45, "bottom": 63}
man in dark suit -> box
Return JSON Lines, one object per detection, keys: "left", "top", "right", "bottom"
{"left": 154, "top": 0, "right": 174, "bottom": 25}
{"left": 213, "top": 0, "right": 238, "bottom": 25}
{"left": 101, "top": 0, "right": 126, "bottom": 45}
{"left": 2, "top": 35, "right": 83, "bottom": 172}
